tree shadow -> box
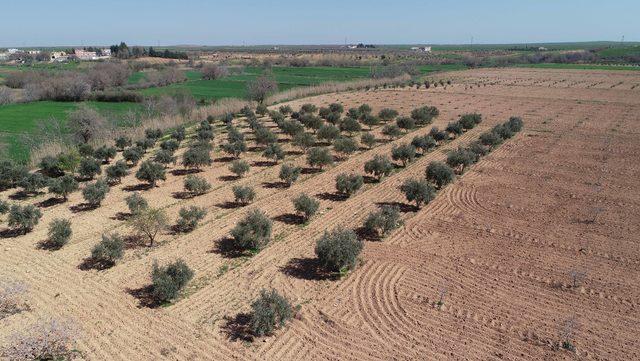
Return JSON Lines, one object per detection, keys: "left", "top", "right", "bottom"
{"left": 210, "top": 236, "right": 246, "bottom": 258}
{"left": 171, "top": 191, "right": 194, "bottom": 200}
{"left": 301, "top": 167, "right": 322, "bottom": 175}
{"left": 0, "top": 228, "right": 25, "bottom": 239}
{"left": 363, "top": 175, "right": 379, "bottom": 184}
{"left": 273, "top": 213, "right": 304, "bottom": 225}
{"left": 253, "top": 160, "right": 276, "bottom": 167}
{"left": 122, "top": 183, "right": 153, "bottom": 192}
{"left": 216, "top": 201, "right": 243, "bottom": 209}
{"left": 78, "top": 257, "right": 115, "bottom": 271}
{"left": 375, "top": 201, "right": 416, "bottom": 213}
{"left": 126, "top": 285, "right": 162, "bottom": 308}
{"left": 37, "top": 239, "right": 63, "bottom": 251}
{"left": 221, "top": 313, "right": 253, "bottom": 342}
{"left": 218, "top": 175, "right": 239, "bottom": 182}
{"left": 36, "top": 197, "right": 65, "bottom": 208}
{"left": 354, "top": 226, "right": 381, "bottom": 242}
{"left": 316, "top": 192, "right": 348, "bottom": 202}
{"left": 69, "top": 203, "right": 99, "bottom": 213}
{"left": 123, "top": 235, "right": 147, "bottom": 249}
{"left": 280, "top": 257, "right": 337, "bottom": 281}
{"left": 110, "top": 212, "right": 131, "bottom": 221}
{"left": 170, "top": 168, "right": 201, "bottom": 176}
{"left": 262, "top": 181, "right": 288, "bottom": 189}
{"left": 8, "top": 191, "right": 32, "bottom": 201}
{"left": 286, "top": 150, "right": 304, "bottom": 156}
{"left": 214, "top": 156, "right": 236, "bottom": 163}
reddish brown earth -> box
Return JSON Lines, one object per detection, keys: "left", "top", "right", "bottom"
{"left": 1, "top": 67, "right": 639, "bottom": 360}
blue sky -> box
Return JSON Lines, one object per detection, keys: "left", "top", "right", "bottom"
{"left": 1, "top": 0, "right": 638, "bottom": 47}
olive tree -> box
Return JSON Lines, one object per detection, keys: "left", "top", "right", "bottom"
{"left": 400, "top": 178, "right": 436, "bottom": 209}
{"left": 382, "top": 124, "right": 401, "bottom": 140}
{"left": 229, "top": 160, "right": 250, "bottom": 178}
{"left": 230, "top": 209, "right": 272, "bottom": 251}
{"left": 94, "top": 145, "right": 116, "bottom": 164}
{"left": 391, "top": 144, "right": 416, "bottom": 167}
{"left": 128, "top": 207, "right": 168, "bottom": 246}
{"left": 378, "top": 108, "right": 399, "bottom": 122}
{"left": 184, "top": 175, "right": 211, "bottom": 196}
{"left": 411, "top": 135, "right": 436, "bottom": 155}
{"left": 364, "top": 155, "right": 393, "bottom": 181}
{"left": 182, "top": 146, "right": 212, "bottom": 170}
{"left": 123, "top": 147, "right": 143, "bottom": 166}
{"left": 176, "top": 206, "right": 207, "bottom": 233}
{"left": 8, "top": 204, "right": 42, "bottom": 234}
{"left": 46, "top": 219, "right": 72, "bottom": 249}
{"left": 125, "top": 192, "right": 148, "bottom": 215}
{"left": 306, "top": 147, "right": 333, "bottom": 170}
{"left": 315, "top": 227, "right": 362, "bottom": 274}
{"left": 263, "top": 143, "right": 285, "bottom": 163}
{"left": 396, "top": 117, "right": 416, "bottom": 133}
{"left": 293, "top": 193, "right": 319, "bottom": 222}
{"left": 105, "top": 160, "right": 129, "bottom": 184}
{"left": 250, "top": 289, "right": 293, "bottom": 337}
{"left": 446, "top": 147, "right": 477, "bottom": 173}
{"left": 151, "top": 259, "right": 194, "bottom": 303}
{"left": 279, "top": 164, "right": 302, "bottom": 186}
{"left": 136, "top": 161, "right": 166, "bottom": 187}
{"left": 335, "top": 173, "right": 363, "bottom": 197}
{"left": 425, "top": 162, "right": 454, "bottom": 189}
{"left": 82, "top": 178, "right": 109, "bottom": 207}
{"left": 333, "top": 137, "right": 358, "bottom": 159}
{"left": 232, "top": 185, "right": 256, "bottom": 205}
{"left": 91, "top": 233, "right": 124, "bottom": 268}
{"left": 78, "top": 157, "right": 101, "bottom": 180}
{"left": 361, "top": 132, "right": 377, "bottom": 149}
{"left": 363, "top": 205, "right": 402, "bottom": 239}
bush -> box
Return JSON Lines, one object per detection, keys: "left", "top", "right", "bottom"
{"left": 400, "top": 178, "right": 436, "bottom": 209}
{"left": 136, "top": 161, "right": 166, "bottom": 187}
{"left": 333, "top": 137, "right": 358, "bottom": 159}
{"left": 184, "top": 175, "right": 211, "bottom": 196}
{"left": 160, "top": 139, "right": 180, "bottom": 152}
{"left": 306, "top": 147, "right": 333, "bottom": 170}
{"left": 329, "top": 103, "right": 344, "bottom": 114}
{"left": 279, "top": 105, "right": 293, "bottom": 115}
{"left": 361, "top": 132, "right": 377, "bottom": 149}
{"left": 315, "top": 227, "right": 363, "bottom": 273}
{"left": 8, "top": 204, "right": 42, "bottom": 234}
{"left": 410, "top": 106, "right": 439, "bottom": 126}
{"left": 382, "top": 124, "right": 401, "bottom": 140}
{"left": 78, "top": 157, "right": 101, "bottom": 180}
{"left": 507, "top": 116, "right": 524, "bottom": 132}
{"left": 317, "top": 124, "right": 340, "bottom": 143}
{"left": 426, "top": 162, "right": 455, "bottom": 189}
{"left": 360, "top": 114, "right": 380, "bottom": 130}
{"left": 468, "top": 141, "right": 490, "bottom": 158}
{"left": 430, "top": 126, "right": 450, "bottom": 142}
{"left": 281, "top": 120, "right": 304, "bottom": 137}
{"left": 364, "top": 155, "right": 393, "bottom": 181}
{"left": 301, "top": 114, "right": 324, "bottom": 133}
{"left": 492, "top": 123, "right": 514, "bottom": 139}
{"left": 335, "top": 173, "right": 363, "bottom": 197}
{"left": 94, "top": 145, "right": 117, "bottom": 164}
{"left": 293, "top": 193, "right": 319, "bottom": 221}
{"left": 446, "top": 147, "right": 477, "bottom": 172}
{"left": 171, "top": 125, "right": 186, "bottom": 142}
{"left": 91, "top": 233, "right": 124, "bottom": 268}
{"left": 221, "top": 140, "right": 247, "bottom": 158}
{"left": 151, "top": 259, "right": 194, "bottom": 303}
{"left": 446, "top": 121, "right": 464, "bottom": 136}
{"left": 153, "top": 149, "right": 176, "bottom": 167}
{"left": 479, "top": 131, "right": 503, "bottom": 147}
{"left": 39, "top": 156, "right": 64, "bottom": 177}
{"left": 123, "top": 147, "right": 144, "bottom": 166}
{"left": 391, "top": 144, "right": 416, "bottom": 167}
{"left": 378, "top": 108, "right": 399, "bottom": 122}
{"left": 0, "top": 161, "right": 28, "bottom": 190}
{"left": 411, "top": 135, "right": 437, "bottom": 155}
{"left": 105, "top": 160, "right": 129, "bottom": 184}
{"left": 46, "top": 219, "right": 72, "bottom": 249}
{"left": 396, "top": 117, "right": 416, "bottom": 132}
{"left": 250, "top": 289, "right": 293, "bottom": 337}
{"left": 292, "top": 132, "right": 316, "bottom": 151}
{"left": 263, "top": 143, "right": 285, "bottom": 163}
{"left": 18, "top": 173, "right": 48, "bottom": 194}
{"left": 82, "top": 178, "right": 109, "bottom": 206}
{"left": 459, "top": 113, "right": 482, "bottom": 129}
{"left": 358, "top": 104, "right": 372, "bottom": 115}
{"left": 176, "top": 206, "right": 207, "bottom": 232}
{"left": 300, "top": 103, "right": 317, "bottom": 114}
{"left": 46, "top": 174, "right": 78, "bottom": 201}
{"left": 363, "top": 205, "right": 402, "bottom": 239}
{"left": 279, "top": 164, "right": 302, "bottom": 186}
{"left": 255, "top": 127, "right": 278, "bottom": 146}
{"left": 125, "top": 192, "right": 148, "bottom": 216}
{"left": 115, "top": 136, "right": 132, "bottom": 151}
{"left": 229, "top": 160, "right": 250, "bottom": 178}
{"left": 232, "top": 185, "right": 256, "bottom": 205}
{"left": 129, "top": 207, "right": 168, "bottom": 246}
{"left": 145, "top": 128, "right": 163, "bottom": 140}
{"left": 230, "top": 209, "right": 272, "bottom": 251}
{"left": 339, "top": 117, "right": 362, "bottom": 135}
{"left": 183, "top": 146, "right": 213, "bottom": 170}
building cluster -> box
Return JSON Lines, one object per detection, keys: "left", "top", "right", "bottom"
{"left": 0, "top": 48, "right": 112, "bottom": 62}
{"left": 410, "top": 46, "right": 432, "bottom": 52}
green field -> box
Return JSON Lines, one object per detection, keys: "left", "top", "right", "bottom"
{"left": 0, "top": 101, "right": 140, "bottom": 162}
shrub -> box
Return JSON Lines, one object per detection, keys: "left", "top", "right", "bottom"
{"left": 0, "top": 281, "right": 27, "bottom": 318}
{"left": 115, "top": 136, "right": 132, "bottom": 151}
{"left": 46, "top": 174, "right": 78, "bottom": 201}
{"left": 378, "top": 108, "right": 399, "bottom": 122}
{"left": 410, "top": 106, "right": 439, "bottom": 126}
{"left": 229, "top": 160, "right": 250, "bottom": 178}
{"left": 328, "top": 103, "right": 344, "bottom": 114}
{"left": 426, "top": 162, "right": 455, "bottom": 189}
{"left": 339, "top": 117, "right": 362, "bottom": 135}
{"left": 105, "top": 160, "right": 129, "bottom": 184}
{"left": 300, "top": 103, "right": 317, "bottom": 114}
{"left": 468, "top": 141, "right": 490, "bottom": 157}
{"left": 281, "top": 120, "right": 304, "bottom": 137}
{"left": 396, "top": 117, "right": 416, "bottom": 132}
{"left": 123, "top": 147, "right": 144, "bottom": 166}
{"left": 182, "top": 146, "right": 212, "bottom": 170}
{"left": 446, "top": 148, "right": 477, "bottom": 172}
{"left": 479, "top": 130, "right": 503, "bottom": 147}
{"left": 263, "top": 143, "right": 285, "bottom": 163}
{"left": 279, "top": 105, "right": 293, "bottom": 115}
{"left": 3, "top": 319, "right": 78, "bottom": 361}
{"left": 250, "top": 289, "right": 293, "bottom": 337}
{"left": 391, "top": 144, "right": 416, "bottom": 167}
{"left": 346, "top": 107, "right": 360, "bottom": 119}
{"left": 400, "top": 178, "right": 436, "bottom": 209}
{"left": 382, "top": 124, "right": 401, "bottom": 140}
{"left": 221, "top": 140, "right": 247, "bottom": 158}
{"left": 293, "top": 193, "right": 319, "bottom": 221}
{"left": 8, "top": 204, "right": 42, "bottom": 234}
{"left": 231, "top": 209, "right": 272, "bottom": 251}
{"left": 254, "top": 127, "right": 278, "bottom": 146}
{"left": 363, "top": 205, "right": 402, "bottom": 239}
{"left": 94, "top": 145, "right": 117, "bottom": 164}
{"left": 317, "top": 124, "right": 340, "bottom": 143}
{"left": 78, "top": 143, "right": 94, "bottom": 158}
{"left": 315, "top": 227, "right": 362, "bottom": 274}
{"left": 151, "top": 259, "right": 194, "bottom": 303}
{"left": 360, "top": 114, "right": 380, "bottom": 130}
{"left": 335, "top": 173, "right": 363, "bottom": 197}
{"left": 430, "top": 126, "right": 450, "bottom": 142}
{"left": 176, "top": 206, "right": 207, "bottom": 232}
{"left": 171, "top": 125, "right": 186, "bottom": 142}
{"left": 361, "top": 132, "right": 377, "bottom": 149}
{"left": 333, "top": 137, "right": 358, "bottom": 159}
{"left": 232, "top": 185, "right": 256, "bottom": 205}
{"left": 82, "top": 178, "right": 109, "bottom": 206}
{"left": 306, "top": 147, "right": 333, "bottom": 170}
{"left": 507, "top": 116, "right": 524, "bottom": 132}
{"left": 279, "top": 164, "right": 301, "bottom": 186}
{"left": 78, "top": 157, "right": 101, "bottom": 180}
{"left": 459, "top": 113, "right": 482, "bottom": 129}
{"left": 292, "top": 132, "right": 316, "bottom": 152}
{"left": 39, "top": 156, "right": 64, "bottom": 177}
{"left": 411, "top": 135, "right": 437, "bottom": 155}
{"left": 160, "top": 139, "right": 180, "bottom": 152}
{"left": 247, "top": 75, "right": 278, "bottom": 103}
{"left": 46, "top": 219, "right": 72, "bottom": 249}
{"left": 364, "top": 155, "right": 393, "bottom": 181}
{"left": 18, "top": 173, "right": 48, "bottom": 194}
{"left": 129, "top": 207, "right": 168, "bottom": 246}
{"left": 136, "top": 161, "right": 166, "bottom": 187}
{"left": 446, "top": 121, "right": 464, "bottom": 136}
{"left": 135, "top": 138, "right": 156, "bottom": 152}
{"left": 145, "top": 128, "right": 163, "bottom": 140}
{"left": 492, "top": 123, "right": 514, "bottom": 139}
{"left": 90, "top": 233, "right": 124, "bottom": 268}
{"left": 301, "top": 114, "right": 324, "bottom": 133}
{"left": 125, "top": 192, "right": 148, "bottom": 216}
{"left": 358, "top": 103, "right": 372, "bottom": 115}
{"left": 154, "top": 149, "right": 177, "bottom": 167}
{"left": 184, "top": 175, "right": 211, "bottom": 196}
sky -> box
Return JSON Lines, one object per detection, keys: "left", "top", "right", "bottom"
{"left": 1, "top": 0, "right": 638, "bottom": 47}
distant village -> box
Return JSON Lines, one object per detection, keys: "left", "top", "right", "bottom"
{"left": 0, "top": 47, "right": 112, "bottom": 63}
